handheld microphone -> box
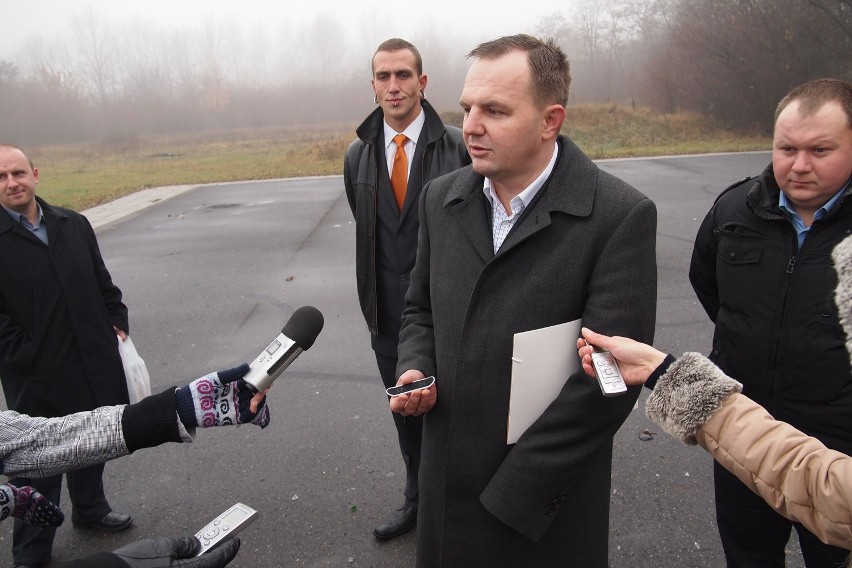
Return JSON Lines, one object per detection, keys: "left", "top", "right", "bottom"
{"left": 243, "top": 306, "right": 324, "bottom": 393}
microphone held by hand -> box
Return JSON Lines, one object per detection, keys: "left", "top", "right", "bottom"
{"left": 242, "top": 306, "right": 324, "bottom": 393}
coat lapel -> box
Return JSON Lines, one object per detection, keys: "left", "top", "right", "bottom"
{"left": 398, "top": 135, "right": 426, "bottom": 225}
{"left": 0, "top": 198, "right": 60, "bottom": 248}
{"left": 0, "top": 208, "right": 16, "bottom": 237}
{"left": 444, "top": 169, "right": 494, "bottom": 263}
{"left": 497, "top": 137, "right": 598, "bottom": 256}
{"left": 376, "top": 137, "right": 400, "bottom": 218}
{"left": 441, "top": 137, "right": 599, "bottom": 264}
{"left": 39, "top": 198, "right": 66, "bottom": 250}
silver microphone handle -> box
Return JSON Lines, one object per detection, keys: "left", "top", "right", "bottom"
{"left": 243, "top": 331, "right": 304, "bottom": 392}
{"left": 246, "top": 346, "right": 303, "bottom": 392}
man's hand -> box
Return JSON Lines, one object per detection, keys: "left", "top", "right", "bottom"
{"left": 107, "top": 536, "right": 239, "bottom": 567}
{"left": 389, "top": 370, "right": 437, "bottom": 416}
{"left": 0, "top": 483, "right": 64, "bottom": 527}
{"left": 175, "top": 364, "right": 270, "bottom": 429}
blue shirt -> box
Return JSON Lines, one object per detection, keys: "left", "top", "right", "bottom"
{"left": 2, "top": 203, "right": 48, "bottom": 245}
{"left": 779, "top": 180, "right": 850, "bottom": 249}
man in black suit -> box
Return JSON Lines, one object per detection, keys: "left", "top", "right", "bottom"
{"left": 0, "top": 144, "right": 133, "bottom": 568}
{"left": 343, "top": 38, "right": 470, "bottom": 541}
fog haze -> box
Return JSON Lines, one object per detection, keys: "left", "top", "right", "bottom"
{"left": 1, "top": 1, "right": 847, "bottom": 145}
{"left": 2, "top": 0, "right": 566, "bottom": 53}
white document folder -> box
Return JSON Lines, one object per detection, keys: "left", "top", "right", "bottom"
{"left": 507, "top": 319, "right": 582, "bottom": 444}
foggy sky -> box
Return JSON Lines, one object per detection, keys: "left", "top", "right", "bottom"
{"left": 3, "top": 0, "right": 571, "bottom": 53}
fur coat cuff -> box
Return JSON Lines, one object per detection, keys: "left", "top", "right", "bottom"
{"left": 645, "top": 352, "right": 742, "bottom": 445}
{"left": 832, "top": 233, "right": 852, "bottom": 363}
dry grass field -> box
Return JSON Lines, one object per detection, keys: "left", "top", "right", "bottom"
{"left": 28, "top": 105, "right": 770, "bottom": 211}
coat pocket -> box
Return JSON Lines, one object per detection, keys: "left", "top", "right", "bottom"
{"left": 717, "top": 229, "right": 764, "bottom": 266}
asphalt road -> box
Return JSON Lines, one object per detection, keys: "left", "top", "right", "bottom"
{"left": 0, "top": 151, "right": 809, "bottom": 567}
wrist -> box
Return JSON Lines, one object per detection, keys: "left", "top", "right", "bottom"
{"left": 122, "top": 388, "right": 183, "bottom": 451}
{"left": 174, "top": 384, "right": 198, "bottom": 429}
{"left": 645, "top": 354, "right": 676, "bottom": 390}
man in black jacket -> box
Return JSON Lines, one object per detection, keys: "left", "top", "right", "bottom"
{"left": 689, "top": 78, "right": 852, "bottom": 567}
{"left": 343, "top": 38, "right": 469, "bottom": 540}
{"left": 0, "top": 144, "right": 136, "bottom": 568}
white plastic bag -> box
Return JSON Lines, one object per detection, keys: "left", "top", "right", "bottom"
{"left": 118, "top": 336, "right": 151, "bottom": 404}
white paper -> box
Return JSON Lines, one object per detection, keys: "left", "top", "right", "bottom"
{"left": 507, "top": 319, "right": 582, "bottom": 444}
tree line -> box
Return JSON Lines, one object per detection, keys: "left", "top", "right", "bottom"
{"left": 0, "top": 0, "right": 848, "bottom": 146}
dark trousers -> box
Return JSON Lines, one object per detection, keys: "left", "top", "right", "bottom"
{"left": 714, "top": 461, "right": 848, "bottom": 568}
{"left": 11, "top": 463, "right": 111, "bottom": 565}
{"left": 375, "top": 351, "right": 423, "bottom": 506}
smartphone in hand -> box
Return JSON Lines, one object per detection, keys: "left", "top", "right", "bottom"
{"left": 386, "top": 376, "right": 435, "bottom": 397}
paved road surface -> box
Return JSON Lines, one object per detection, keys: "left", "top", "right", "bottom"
{"left": 0, "top": 152, "right": 809, "bottom": 567}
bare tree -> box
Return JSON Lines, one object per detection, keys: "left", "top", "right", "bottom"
{"left": 655, "top": 0, "right": 850, "bottom": 131}
{"left": 808, "top": 0, "right": 852, "bottom": 40}
{"left": 536, "top": 1, "right": 648, "bottom": 104}
{"left": 70, "top": 7, "right": 116, "bottom": 107}
{"left": 295, "top": 11, "right": 348, "bottom": 84}
{"left": 0, "top": 61, "right": 23, "bottom": 141}
{"left": 410, "top": 27, "right": 470, "bottom": 113}
{"left": 243, "top": 21, "right": 274, "bottom": 88}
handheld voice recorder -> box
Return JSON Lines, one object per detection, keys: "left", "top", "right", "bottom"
{"left": 590, "top": 347, "right": 628, "bottom": 396}
{"left": 195, "top": 502, "right": 259, "bottom": 555}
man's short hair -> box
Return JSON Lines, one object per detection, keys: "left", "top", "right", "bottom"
{"left": 775, "top": 78, "right": 852, "bottom": 128}
{"left": 0, "top": 144, "right": 34, "bottom": 170}
{"left": 372, "top": 38, "right": 423, "bottom": 76}
{"left": 467, "top": 34, "right": 571, "bottom": 108}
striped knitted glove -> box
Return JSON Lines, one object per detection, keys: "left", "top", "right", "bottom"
{"left": 175, "top": 364, "right": 270, "bottom": 429}
{"left": 0, "top": 483, "right": 64, "bottom": 527}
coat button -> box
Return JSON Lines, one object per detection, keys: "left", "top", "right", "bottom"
{"left": 728, "top": 252, "right": 736, "bottom": 259}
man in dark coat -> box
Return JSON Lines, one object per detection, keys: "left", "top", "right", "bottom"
{"left": 689, "top": 79, "right": 852, "bottom": 567}
{"left": 0, "top": 144, "right": 133, "bottom": 568}
{"left": 344, "top": 38, "right": 470, "bottom": 540}
{"left": 390, "top": 35, "right": 657, "bottom": 567}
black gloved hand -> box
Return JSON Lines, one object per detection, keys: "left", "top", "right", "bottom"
{"left": 0, "top": 482, "right": 64, "bottom": 527}
{"left": 108, "top": 536, "right": 240, "bottom": 567}
{"left": 175, "top": 363, "right": 270, "bottom": 429}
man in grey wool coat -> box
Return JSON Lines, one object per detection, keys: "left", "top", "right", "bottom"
{"left": 389, "top": 34, "right": 658, "bottom": 567}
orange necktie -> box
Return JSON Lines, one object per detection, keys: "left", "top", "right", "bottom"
{"left": 391, "top": 133, "right": 408, "bottom": 210}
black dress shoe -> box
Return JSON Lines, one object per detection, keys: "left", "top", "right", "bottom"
{"left": 373, "top": 503, "right": 417, "bottom": 540}
{"left": 71, "top": 511, "right": 133, "bottom": 532}
{"left": 15, "top": 563, "right": 48, "bottom": 568}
